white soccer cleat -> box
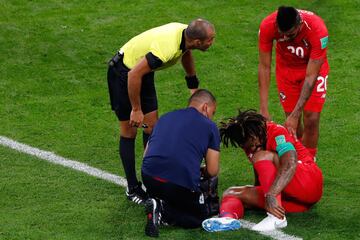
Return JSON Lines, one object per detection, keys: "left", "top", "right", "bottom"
{"left": 251, "top": 213, "right": 287, "bottom": 231}
{"left": 202, "top": 217, "right": 241, "bottom": 232}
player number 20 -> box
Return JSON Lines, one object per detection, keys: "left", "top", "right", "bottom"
{"left": 316, "top": 75, "right": 328, "bottom": 92}
{"left": 287, "top": 46, "right": 304, "bottom": 58}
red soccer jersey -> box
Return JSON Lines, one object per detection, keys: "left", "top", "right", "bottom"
{"left": 259, "top": 9, "right": 329, "bottom": 70}
{"left": 266, "top": 122, "right": 313, "bottom": 163}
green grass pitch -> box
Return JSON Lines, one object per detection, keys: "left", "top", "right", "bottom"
{"left": 1, "top": 0, "right": 360, "bottom": 239}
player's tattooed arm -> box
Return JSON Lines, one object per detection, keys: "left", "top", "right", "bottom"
{"left": 265, "top": 150, "right": 296, "bottom": 219}
{"left": 265, "top": 193, "right": 285, "bottom": 219}
{"left": 285, "top": 58, "right": 323, "bottom": 136}
{"left": 267, "top": 150, "right": 297, "bottom": 196}
{"left": 258, "top": 50, "right": 272, "bottom": 119}
{"left": 291, "top": 58, "right": 324, "bottom": 116}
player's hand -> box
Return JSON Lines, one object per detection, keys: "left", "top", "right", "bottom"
{"left": 130, "top": 109, "right": 144, "bottom": 128}
{"left": 284, "top": 114, "right": 298, "bottom": 140}
{"left": 265, "top": 193, "right": 285, "bottom": 219}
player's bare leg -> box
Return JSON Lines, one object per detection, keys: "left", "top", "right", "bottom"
{"left": 203, "top": 151, "right": 287, "bottom": 232}
{"left": 302, "top": 111, "right": 320, "bottom": 158}
{"left": 223, "top": 186, "right": 264, "bottom": 209}
{"left": 202, "top": 153, "right": 274, "bottom": 232}
{"left": 222, "top": 150, "right": 280, "bottom": 210}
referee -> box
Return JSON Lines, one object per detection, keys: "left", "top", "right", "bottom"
{"left": 107, "top": 19, "right": 216, "bottom": 204}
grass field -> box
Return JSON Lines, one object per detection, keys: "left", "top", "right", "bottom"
{"left": 1, "top": 0, "right": 360, "bottom": 239}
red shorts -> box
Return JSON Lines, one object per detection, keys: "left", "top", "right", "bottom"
{"left": 256, "top": 161, "right": 323, "bottom": 212}
{"left": 282, "top": 161, "right": 323, "bottom": 204}
{"left": 276, "top": 64, "right": 329, "bottom": 113}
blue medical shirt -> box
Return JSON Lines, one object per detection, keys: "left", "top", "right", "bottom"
{"left": 142, "top": 107, "right": 220, "bottom": 191}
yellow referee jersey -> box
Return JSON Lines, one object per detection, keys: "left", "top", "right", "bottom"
{"left": 120, "top": 23, "right": 187, "bottom": 70}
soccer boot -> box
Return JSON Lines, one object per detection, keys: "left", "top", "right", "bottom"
{"left": 126, "top": 181, "right": 148, "bottom": 205}
{"left": 145, "top": 198, "right": 161, "bottom": 237}
{"left": 202, "top": 217, "right": 241, "bottom": 232}
{"left": 252, "top": 212, "right": 287, "bottom": 231}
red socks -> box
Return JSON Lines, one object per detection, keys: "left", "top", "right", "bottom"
{"left": 253, "top": 160, "right": 282, "bottom": 206}
{"left": 219, "top": 195, "right": 244, "bottom": 219}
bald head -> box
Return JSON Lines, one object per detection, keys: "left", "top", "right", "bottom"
{"left": 188, "top": 89, "right": 216, "bottom": 119}
{"left": 185, "top": 18, "right": 215, "bottom": 41}
{"left": 188, "top": 89, "right": 216, "bottom": 106}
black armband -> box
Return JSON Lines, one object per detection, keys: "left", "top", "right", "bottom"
{"left": 185, "top": 75, "right": 199, "bottom": 89}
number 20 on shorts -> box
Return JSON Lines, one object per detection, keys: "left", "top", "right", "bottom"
{"left": 316, "top": 75, "right": 328, "bottom": 92}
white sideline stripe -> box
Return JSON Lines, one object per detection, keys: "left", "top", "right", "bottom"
{"left": 239, "top": 220, "right": 302, "bottom": 240}
{"left": 0, "top": 135, "right": 301, "bottom": 240}
{"left": 0, "top": 136, "right": 127, "bottom": 187}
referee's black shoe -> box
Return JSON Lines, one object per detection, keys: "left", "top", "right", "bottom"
{"left": 126, "top": 182, "right": 148, "bottom": 205}
{"left": 145, "top": 198, "right": 161, "bottom": 237}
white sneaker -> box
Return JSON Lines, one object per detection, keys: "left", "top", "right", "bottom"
{"left": 202, "top": 217, "right": 241, "bottom": 232}
{"left": 252, "top": 213, "right": 287, "bottom": 231}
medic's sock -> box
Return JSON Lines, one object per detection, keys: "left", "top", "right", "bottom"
{"left": 219, "top": 195, "right": 244, "bottom": 219}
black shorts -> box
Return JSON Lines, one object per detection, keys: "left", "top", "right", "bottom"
{"left": 107, "top": 53, "right": 158, "bottom": 121}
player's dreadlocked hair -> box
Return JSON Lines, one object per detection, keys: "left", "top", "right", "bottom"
{"left": 219, "top": 109, "right": 267, "bottom": 148}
